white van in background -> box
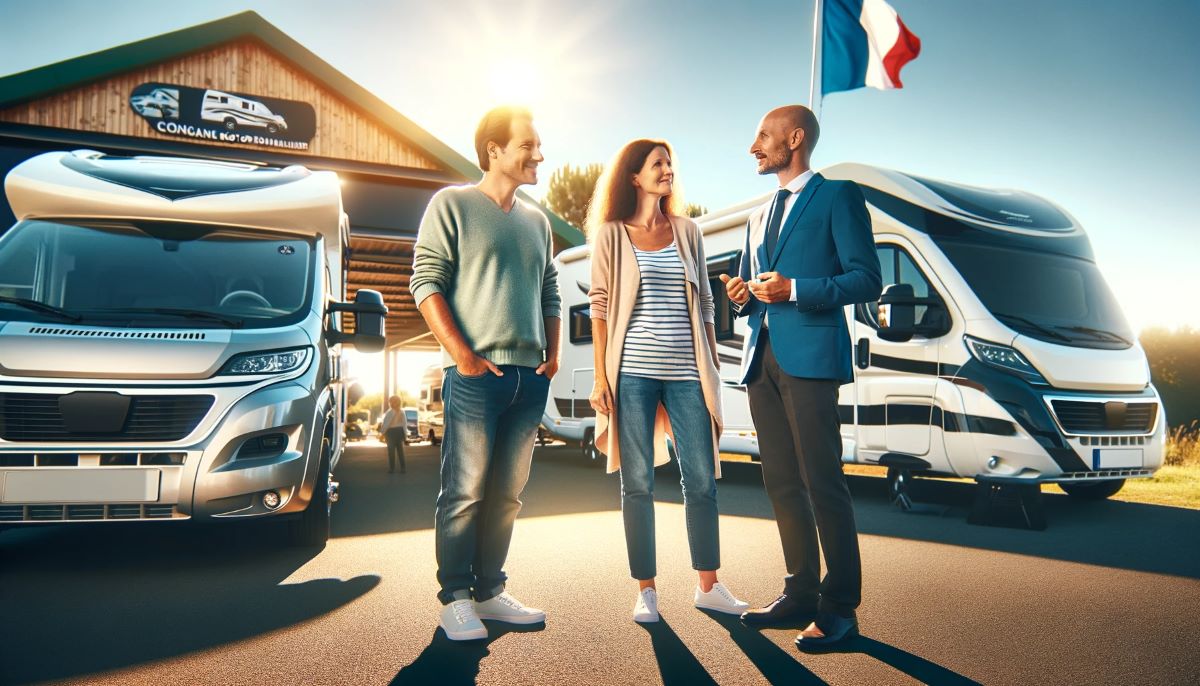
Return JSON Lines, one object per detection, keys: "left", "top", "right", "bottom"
{"left": 417, "top": 365, "right": 445, "bottom": 446}
{"left": 543, "top": 163, "right": 1165, "bottom": 503}
{"left": 0, "top": 150, "right": 386, "bottom": 546}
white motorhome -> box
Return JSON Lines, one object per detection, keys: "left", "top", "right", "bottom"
{"left": 0, "top": 150, "right": 386, "bottom": 546}
{"left": 543, "top": 163, "right": 1165, "bottom": 502}
{"left": 201, "top": 89, "right": 288, "bottom": 134}
{"left": 417, "top": 365, "right": 445, "bottom": 445}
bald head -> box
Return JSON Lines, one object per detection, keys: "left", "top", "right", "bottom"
{"left": 767, "top": 105, "right": 820, "bottom": 155}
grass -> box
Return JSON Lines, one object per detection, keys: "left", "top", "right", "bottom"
{"left": 723, "top": 422, "right": 1200, "bottom": 510}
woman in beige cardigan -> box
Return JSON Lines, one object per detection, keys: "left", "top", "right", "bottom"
{"left": 586, "top": 139, "right": 747, "bottom": 623}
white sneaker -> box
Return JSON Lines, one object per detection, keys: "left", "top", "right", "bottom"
{"left": 633, "top": 587, "right": 660, "bottom": 623}
{"left": 694, "top": 582, "right": 750, "bottom": 615}
{"left": 439, "top": 598, "right": 488, "bottom": 641}
{"left": 474, "top": 592, "right": 546, "bottom": 624}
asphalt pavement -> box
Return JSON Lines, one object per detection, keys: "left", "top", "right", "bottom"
{"left": 2, "top": 440, "right": 1199, "bottom": 686}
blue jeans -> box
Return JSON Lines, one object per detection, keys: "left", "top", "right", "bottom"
{"left": 434, "top": 365, "right": 550, "bottom": 604}
{"left": 617, "top": 373, "right": 720, "bottom": 580}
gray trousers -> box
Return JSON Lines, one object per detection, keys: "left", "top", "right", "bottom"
{"left": 746, "top": 331, "right": 862, "bottom": 617}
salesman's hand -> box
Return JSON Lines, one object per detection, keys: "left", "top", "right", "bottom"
{"left": 719, "top": 273, "right": 751, "bottom": 306}
{"left": 589, "top": 377, "right": 613, "bottom": 415}
{"left": 747, "top": 272, "right": 792, "bottom": 304}
{"left": 456, "top": 353, "right": 503, "bottom": 377}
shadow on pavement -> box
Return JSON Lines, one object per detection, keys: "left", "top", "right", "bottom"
{"left": 701, "top": 611, "right": 826, "bottom": 685}
{"left": 333, "top": 444, "right": 1200, "bottom": 580}
{"left": 0, "top": 522, "right": 378, "bottom": 686}
{"left": 638, "top": 617, "right": 719, "bottom": 686}
{"left": 391, "top": 623, "right": 544, "bottom": 686}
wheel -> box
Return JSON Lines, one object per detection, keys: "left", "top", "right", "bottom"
{"left": 886, "top": 467, "right": 915, "bottom": 512}
{"left": 223, "top": 117, "right": 237, "bottom": 131}
{"left": 287, "top": 435, "right": 332, "bottom": 548}
{"left": 267, "top": 123, "right": 279, "bottom": 134}
{"left": 581, "top": 428, "right": 600, "bottom": 462}
{"left": 1059, "top": 479, "right": 1125, "bottom": 500}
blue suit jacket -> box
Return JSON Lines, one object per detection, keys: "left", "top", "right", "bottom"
{"left": 735, "top": 174, "right": 882, "bottom": 384}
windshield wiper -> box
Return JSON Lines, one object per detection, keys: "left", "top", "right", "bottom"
{"left": 993, "top": 312, "right": 1073, "bottom": 343}
{"left": 0, "top": 295, "right": 82, "bottom": 322}
{"left": 1055, "top": 325, "right": 1131, "bottom": 346}
{"left": 85, "top": 307, "right": 243, "bottom": 328}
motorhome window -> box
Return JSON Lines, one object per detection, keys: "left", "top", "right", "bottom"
{"left": 431, "top": 388, "right": 442, "bottom": 403}
{"left": 859, "top": 244, "right": 949, "bottom": 335}
{"left": 938, "top": 240, "right": 1132, "bottom": 349}
{"left": 220, "top": 96, "right": 228, "bottom": 104}
{"left": 908, "top": 175, "right": 1074, "bottom": 230}
{"left": 569, "top": 303, "right": 593, "bottom": 343}
{"left": 0, "top": 219, "right": 314, "bottom": 329}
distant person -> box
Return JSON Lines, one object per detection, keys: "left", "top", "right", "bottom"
{"left": 410, "top": 105, "right": 561, "bottom": 641}
{"left": 378, "top": 395, "right": 407, "bottom": 474}
{"left": 722, "top": 105, "right": 881, "bottom": 647}
{"left": 587, "top": 139, "right": 748, "bottom": 623}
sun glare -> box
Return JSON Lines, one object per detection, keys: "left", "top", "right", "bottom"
{"left": 488, "top": 57, "right": 544, "bottom": 107}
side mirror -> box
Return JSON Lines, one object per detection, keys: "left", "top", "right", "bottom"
{"left": 877, "top": 283, "right": 917, "bottom": 342}
{"left": 327, "top": 289, "right": 388, "bottom": 352}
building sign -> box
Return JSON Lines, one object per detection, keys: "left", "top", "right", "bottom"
{"left": 129, "top": 82, "right": 316, "bottom": 151}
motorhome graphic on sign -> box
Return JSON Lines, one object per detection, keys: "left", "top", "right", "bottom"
{"left": 129, "top": 82, "right": 316, "bottom": 151}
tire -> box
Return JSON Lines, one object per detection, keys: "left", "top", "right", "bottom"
{"left": 1059, "top": 479, "right": 1125, "bottom": 500}
{"left": 581, "top": 428, "right": 600, "bottom": 462}
{"left": 223, "top": 117, "right": 237, "bottom": 131}
{"left": 267, "top": 123, "right": 279, "bottom": 134}
{"left": 287, "top": 435, "right": 332, "bottom": 548}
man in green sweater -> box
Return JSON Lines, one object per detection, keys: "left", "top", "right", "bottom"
{"left": 410, "top": 106, "right": 562, "bottom": 641}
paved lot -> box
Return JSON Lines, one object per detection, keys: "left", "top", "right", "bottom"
{"left": 2, "top": 441, "right": 1199, "bottom": 685}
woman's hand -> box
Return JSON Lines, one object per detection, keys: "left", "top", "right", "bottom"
{"left": 589, "top": 377, "right": 613, "bottom": 415}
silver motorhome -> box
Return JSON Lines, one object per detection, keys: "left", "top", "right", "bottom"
{"left": 0, "top": 150, "right": 386, "bottom": 546}
{"left": 543, "top": 163, "right": 1165, "bottom": 503}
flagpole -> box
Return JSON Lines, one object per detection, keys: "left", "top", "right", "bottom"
{"left": 809, "top": 0, "right": 823, "bottom": 123}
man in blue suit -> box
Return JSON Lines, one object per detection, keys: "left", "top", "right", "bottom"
{"left": 720, "top": 105, "right": 881, "bottom": 647}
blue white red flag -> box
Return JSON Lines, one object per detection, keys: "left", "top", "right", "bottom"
{"left": 821, "top": 0, "right": 921, "bottom": 95}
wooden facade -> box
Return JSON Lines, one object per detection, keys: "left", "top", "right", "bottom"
{"left": 0, "top": 39, "right": 442, "bottom": 171}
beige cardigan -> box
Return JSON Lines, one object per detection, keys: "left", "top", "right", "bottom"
{"left": 588, "top": 216, "right": 724, "bottom": 478}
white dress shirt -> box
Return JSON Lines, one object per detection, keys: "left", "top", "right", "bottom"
{"left": 750, "top": 169, "right": 814, "bottom": 304}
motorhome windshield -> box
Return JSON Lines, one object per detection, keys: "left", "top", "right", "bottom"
{"left": 937, "top": 240, "right": 1133, "bottom": 349}
{"left": 0, "top": 219, "right": 314, "bottom": 329}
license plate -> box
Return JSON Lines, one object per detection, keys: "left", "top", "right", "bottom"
{"left": 1092, "top": 448, "right": 1143, "bottom": 470}
{"left": 2, "top": 469, "right": 161, "bottom": 503}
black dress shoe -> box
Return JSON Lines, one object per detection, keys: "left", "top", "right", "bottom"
{"left": 739, "top": 594, "right": 818, "bottom": 627}
{"left": 795, "top": 613, "right": 859, "bottom": 648}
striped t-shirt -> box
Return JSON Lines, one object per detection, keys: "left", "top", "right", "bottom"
{"left": 620, "top": 242, "right": 698, "bottom": 381}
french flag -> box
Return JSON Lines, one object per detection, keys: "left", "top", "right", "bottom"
{"left": 822, "top": 0, "right": 921, "bottom": 95}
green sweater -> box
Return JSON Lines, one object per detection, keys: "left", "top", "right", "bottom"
{"left": 410, "top": 185, "right": 561, "bottom": 369}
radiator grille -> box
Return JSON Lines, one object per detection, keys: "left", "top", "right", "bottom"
{"left": 28, "top": 327, "right": 206, "bottom": 340}
{"left": 0, "top": 503, "right": 183, "bottom": 522}
{"left": 1049, "top": 399, "right": 1157, "bottom": 434}
{"left": 0, "top": 394, "right": 213, "bottom": 442}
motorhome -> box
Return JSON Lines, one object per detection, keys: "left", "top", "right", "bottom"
{"left": 201, "top": 89, "right": 288, "bottom": 134}
{"left": 130, "top": 87, "right": 179, "bottom": 119}
{"left": 0, "top": 150, "right": 386, "bottom": 546}
{"left": 543, "top": 163, "right": 1165, "bottom": 503}
{"left": 417, "top": 365, "right": 445, "bottom": 445}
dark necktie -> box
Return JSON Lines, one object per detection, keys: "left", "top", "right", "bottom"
{"left": 764, "top": 188, "right": 792, "bottom": 259}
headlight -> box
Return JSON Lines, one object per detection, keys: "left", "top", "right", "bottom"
{"left": 222, "top": 347, "right": 311, "bottom": 375}
{"left": 964, "top": 336, "right": 1047, "bottom": 385}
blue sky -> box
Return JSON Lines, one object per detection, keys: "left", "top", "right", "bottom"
{"left": 1, "top": 0, "right": 1197, "bottom": 333}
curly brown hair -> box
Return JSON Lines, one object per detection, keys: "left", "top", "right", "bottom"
{"left": 584, "top": 139, "right": 685, "bottom": 238}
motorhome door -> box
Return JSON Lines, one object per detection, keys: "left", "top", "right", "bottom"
{"left": 852, "top": 241, "right": 952, "bottom": 462}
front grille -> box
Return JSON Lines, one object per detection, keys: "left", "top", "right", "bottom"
{"left": 0, "top": 503, "right": 183, "bottom": 522}
{"left": 0, "top": 394, "right": 213, "bottom": 442}
{"left": 28, "top": 327, "right": 206, "bottom": 340}
{"left": 1055, "top": 468, "right": 1153, "bottom": 481}
{"left": 1049, "top": 399, "right": 1157, "bottom": 434}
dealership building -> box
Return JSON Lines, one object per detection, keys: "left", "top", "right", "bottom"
{"left": 0, "top": 11, "right": 583, "bottom": 399}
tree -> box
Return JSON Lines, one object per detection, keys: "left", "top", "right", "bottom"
{"left": 684, "top": 203, "right": 708, "bottom": 218}
{"left": 544, "top": 163, "right": 602, "bottom": 229}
